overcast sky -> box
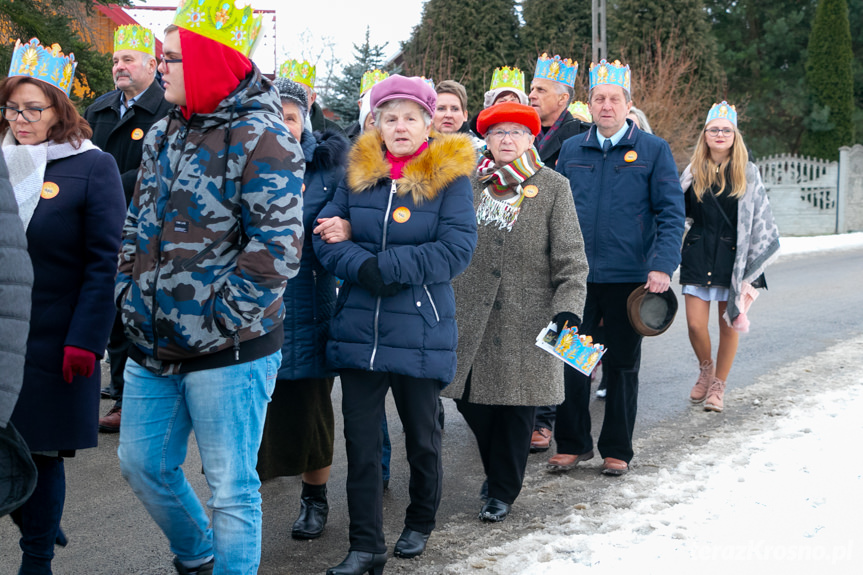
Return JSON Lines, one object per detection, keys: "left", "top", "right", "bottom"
{"left": 137, "top": 0, "right": 427, "bottom": 78}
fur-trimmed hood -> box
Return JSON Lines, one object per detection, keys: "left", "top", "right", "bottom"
{"left": 347, "top": 129, "right": 477, "bottom": 204}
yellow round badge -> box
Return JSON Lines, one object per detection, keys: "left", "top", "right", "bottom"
{"left": 523, "top": 185, "right": 538, "bottom": 198}
{"left": 131, "top": 128, "right": 145, "bottom": 141}
{"left": 40, "top": 182, "right": 59, "bottom": 199}
{"left": 393, "top": 207, "right": 411, "bottom": 223}
{"left": 624, "top": 150, "right": 638, "bottom": 163}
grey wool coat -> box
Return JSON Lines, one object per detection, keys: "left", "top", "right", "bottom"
{"left": 442, "top": 166, "right": 588, "bottom": 406}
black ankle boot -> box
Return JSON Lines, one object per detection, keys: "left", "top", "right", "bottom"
{"left": 326, "top": 550, "right": 387, "bottom": 575}
{"left": 291, "top": 482, "right": 328, "bottom": 540}
{"left": 393, "top": 527, "right": 431, "bottom": 558}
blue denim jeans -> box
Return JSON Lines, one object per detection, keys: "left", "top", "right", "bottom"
{"left": 118, "top": 352, "right": 279, "bottom": 575}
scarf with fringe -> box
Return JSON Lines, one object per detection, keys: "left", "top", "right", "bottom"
{"left": 475, "top": 147, "right": 543, "bottom": 231}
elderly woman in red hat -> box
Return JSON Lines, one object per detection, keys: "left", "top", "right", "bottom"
{"left": 441, "top": 102, "right": 588, "bottom": 522}
{"left": 313, "top": 74, "right": 478, "bottom": 575}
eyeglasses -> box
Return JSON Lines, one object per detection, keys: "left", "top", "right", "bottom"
{"left": 705, "top": 128, "right": 734, "bottom": 137}
{"left": 487, "top": 129, "right": 529, "bottom": 140}
{"left": 160, "top": 55, "right": 183, "bottom": 68}
{"left": 1, "top": 106, "right": 53, "bottom": 123}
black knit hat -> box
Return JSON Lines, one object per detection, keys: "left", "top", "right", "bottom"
{"left": 273, "top": 77, "right": 308, "bottom": 113}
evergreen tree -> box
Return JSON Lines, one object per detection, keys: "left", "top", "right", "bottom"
{"left": 608, "top": 0, "right": 721, "bottom": 83}
{"left": 327, "top": 28, "right": 389, "bottom": 126}
{"left": 0, "top": 0, "right": 122, "bottom": 111}
{"left": 800, "top": 0, "right": 854, "bottom": 160}
{"left": 519, "top": 0, "right": 592, "bottom": 77}
{"left": 705, "top": 0, "right": 818, "bottom": 156}
{"left": 851, "top": 0, "right": 863, "bottom": 144}
{"left": 401, "top": 0, "right": 521, "bottom": 114}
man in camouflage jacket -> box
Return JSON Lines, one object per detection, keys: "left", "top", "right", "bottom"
{"left": 115, "top": 24, "right": 304, "bottom": 574}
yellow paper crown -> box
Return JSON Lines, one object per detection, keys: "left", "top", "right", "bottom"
{"left": 568, "top": 101, "right": 592, "bottom": 122}
{"left": 8, "top": 38, "right": 77, "bottom": 97}
{"left": 173, "top": 0, "right": 263, "bottom": 58}
{"left": 113, "top": 25, "right": 156, "bottom": 56}
{"left": 361, "top": 69, "right": 389, "bottom": 95}
{"left": 278, "top": 59, "right": 296, "bottom": 79}
{"left": 489, "top": 66, "right": 525, "bottom": 92}
{"left": 285, "top": 60, "right": 316, "bottom": 89}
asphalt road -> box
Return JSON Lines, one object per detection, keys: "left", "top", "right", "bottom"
{"left": 1, "top": 247, "right": 861, "bottom": 574}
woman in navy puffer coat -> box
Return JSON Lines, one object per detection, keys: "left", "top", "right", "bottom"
{"left": 313, "top": 75, "right": 477, "bottom": 575}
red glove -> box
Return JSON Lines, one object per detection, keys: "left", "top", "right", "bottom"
{"left": 62, "top": 346, "right": 96, "bottom": 383}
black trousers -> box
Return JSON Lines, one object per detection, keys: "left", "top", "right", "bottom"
{"left": 533, "top": 404, "right": 556, "bottom": 431}
{"left": 340, "top": 369, "right": 443, "bottom": 554}
{"left": 105, "top": 312, "right": 130, "bottom": 406}
{"left": 455, "top": 373, "right": 535, "bottom": 505}
{"left": 554, "top": 282, "right": 643, "bottom": 463}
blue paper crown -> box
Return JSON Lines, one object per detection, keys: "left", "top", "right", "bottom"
{"left": 589, "top": 59, "right": 631, "bottom": 94}
{"left": 533, "top": 53, "right": 577, "bottom": 87}
{"left": 705, "top": 101, "right": 737, "bottom": 126}
{"left": 8, "top": 38, "right": 77, "bottom": 97}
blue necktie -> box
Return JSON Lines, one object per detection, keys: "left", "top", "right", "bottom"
{"left": 602, "top": 139, "right": 611, "bottom": 153}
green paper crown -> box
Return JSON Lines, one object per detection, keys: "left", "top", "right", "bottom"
{"left": 489, "top": 66, "right": 525, "bottom": 92}
{"left": 289, "top": 60, "right": 316, "bottom": 88}
{"left": 278, "top": 59, "right": 295, "bottom": 79}
{"left": 114, "top": 25, "right": 156, "bottom": 56}
{"left": 173, "top": 0, "right": 263, "bottom": 58}
{"left": 568, "top": 101, "right": 591, "bottom": 122}
{"left": 361, "top": 69, "right": 389, "bottom": 95}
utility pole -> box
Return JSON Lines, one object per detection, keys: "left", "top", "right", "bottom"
{"left": 592, "top": 0, "right": 607, "bottom": 63}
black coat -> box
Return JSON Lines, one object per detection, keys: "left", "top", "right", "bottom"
{"left": 0, "top": 151, "right": 33, "bottom": 428}
{"left": 536, "top": 110, "right": 591, "bottom": 168}
{"left": 84, "top": 80, "right": 172, "bottom": 205}
{"left": 278, "top": 129, "right": 348, "bottom": 380}
{"left": 680, "top": 183, "right": 739, "bottom": 288}
{"left": 310, "top": 101, "right": 346, "bottom": 136}
{"left": 10, "top": 149, "right": 126, "bottom": 452}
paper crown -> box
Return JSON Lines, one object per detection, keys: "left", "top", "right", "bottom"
{"left": 113, "top": 25, "right": 156, "bottom": 56}
{"left": 568, "top": 101, "right": 592, "bottom": 122}
{"left": 489, "top": 66, "right": 525, "bottom": 92}
{"left": 589, "top": 59, "right": 631, "bottom": 93}
{"left": 554, "top": 326, "right": 606, "bottom": 376}
{"left": 420, "top": 76, "right": 435, "bottom": 87}
{"left": 706, "top": 101, "right": 737, "bottom": 126}
{"left": 8, "top": 38, "right": 77, "bottom": 97}
{"left": 278, "top": 59, "right": 316, "bottom": 88}
{"left": 173, "top": 0, "right": 263, "bottom": 58}
{"left": 533, "top": 53, "right": 577, "bottom": 87}
{"left": 361, "top": 69, "right": 389, "bottom": 95}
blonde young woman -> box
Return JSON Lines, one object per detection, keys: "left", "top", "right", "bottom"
{"left": 679, "top": 102, "right": 779, "bottom": 412}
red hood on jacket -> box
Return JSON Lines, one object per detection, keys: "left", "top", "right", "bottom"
{"left": 178, "top": 28, "right": 253, "bottom": 119}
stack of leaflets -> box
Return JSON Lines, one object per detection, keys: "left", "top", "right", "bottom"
{"left": 535, "top": 321, "right": 606, "bottom": 376}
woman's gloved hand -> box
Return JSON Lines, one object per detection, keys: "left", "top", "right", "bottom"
{"left": 358, "top": 257, "right": 404, "bottom": 298}
{"left": 62, "top": 346, "right": 96, "bottom": 383}
{"left": 552, "top": 312, "right": 581, "bottom": 335}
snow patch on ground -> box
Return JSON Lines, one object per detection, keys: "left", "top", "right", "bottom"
{"left": 778, "top": 231, "right": 863, "bottom": 258}
{"left": 450, "top": 337, "right": 863, "bottom": 574}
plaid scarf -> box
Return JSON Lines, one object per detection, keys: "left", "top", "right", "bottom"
{"left": 535, "top": 109, "right": 569, "bottom": 156}
{"left": 475, "top": 147, "right": 544, "bottom": 231}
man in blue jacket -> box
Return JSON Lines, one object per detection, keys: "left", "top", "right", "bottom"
{"left": 549, "top": 60, "right": 684, "bottom": 476}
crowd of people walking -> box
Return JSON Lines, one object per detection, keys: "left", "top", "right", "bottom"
{"left": 0, "top": 1, "right": 781, "bottom": 574}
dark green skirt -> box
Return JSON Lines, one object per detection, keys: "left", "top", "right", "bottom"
{"left": 257, "top": 377, "right": 335, "bottom": 481}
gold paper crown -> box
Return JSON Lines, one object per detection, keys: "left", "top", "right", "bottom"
{"left": 8, "top": 38, "right": 77, "bottom": 97}
{"left": 361, "top": 69, "right": 389, "bottom": 95}
{"left": 489, "top": 66, "right": 525, "bottom": 92}
{"left": 173, "top": 0, "right": 263, "bottom": 58}
{"left": 114, "top": 25, "right": 156, "bottom": 56}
